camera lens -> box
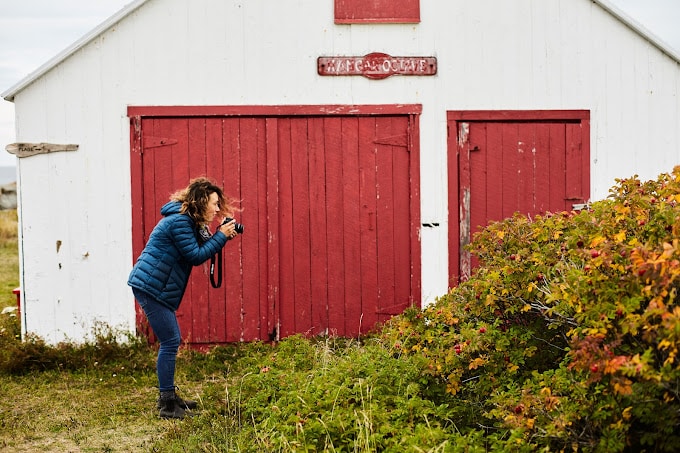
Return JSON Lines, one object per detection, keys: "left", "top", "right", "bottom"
{"left": 223, "top": 217, "right": 244, "bottom": 234}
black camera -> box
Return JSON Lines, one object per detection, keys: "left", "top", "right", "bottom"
{"left": 222, "top": 217, "right": 244, "bottom": 234}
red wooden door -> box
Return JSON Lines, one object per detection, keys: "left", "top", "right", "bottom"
{"left": 447, "top": 111, "right": 590, "bottom": 283}
{"left": 130, "top": 109, "right": 421, "bottom": 343}
{"left": 275, "top": 116, "right": 419, "bottom": 338}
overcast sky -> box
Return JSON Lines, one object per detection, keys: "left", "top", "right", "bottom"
{"left": 1, "top": 0, "right": 680, "bottom": 167}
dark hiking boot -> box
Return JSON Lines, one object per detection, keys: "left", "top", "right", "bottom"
{"left": 176, "top": 395, "right": 198, "bottom": 410}
{"left": 158, "top": 390, "right": 187, "bottom": 419}
{"left": 156, "top": 387, "right": 198, "bottom": 411}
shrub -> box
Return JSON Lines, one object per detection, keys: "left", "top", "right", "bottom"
{"left": 0, "top": 319, "right": 154, "bottom": 375}
{"left": 379, "top": 167, "right": 680, "bottom": 451}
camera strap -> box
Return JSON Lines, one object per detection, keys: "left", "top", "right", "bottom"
{"left": 209, "top": 249, "right": 223, "bottom": 288}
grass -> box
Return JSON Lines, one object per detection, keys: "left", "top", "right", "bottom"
{"left": 0, "top": 211, "right": 404, "bottom": 452}
{"left": 0, "top": 209, "right": 191, "bottom": 451}
{"left": 0, "top": 209, "right": 19, "bottom": 310}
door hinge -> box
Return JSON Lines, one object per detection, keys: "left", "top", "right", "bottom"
{"left": 143, "top": 137, "right": 179, "bottom": 150}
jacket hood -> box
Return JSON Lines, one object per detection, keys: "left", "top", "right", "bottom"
{"left": 160, "top": 200, "right": 182, "bottom": 217}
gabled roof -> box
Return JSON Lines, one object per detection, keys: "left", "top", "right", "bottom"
{"left": 1, "top": 0, "right": 149, "bottom": 102}
{"left": 2, "top": 0, "right": 679, "bottom": 102}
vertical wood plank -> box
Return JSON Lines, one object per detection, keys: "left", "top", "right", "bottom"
{"left": 516, "top": 122, "right": 534, "bottom": 216}
{"left": 485, "top": 122, "right": 503, "bottom": 223}
{"left": 223, "top": 118, "right": 244, "bottom": 342}
{"left": 265, "top": 118, "right": 280, "bottom": 340}
{"left": 468, "top": 121, "right": 487, "bottom": 272}
{"left": 308, "top": 117, "right": 329, "bottom": 333}
{"left": 388, "top": 116, "right": 412, "bottom": 317}
{"left": 277, "top": 118, "right": 295, "bottom": 338}
{"left": 407, "top": 114, "right": 421, "bottom": 307}
{"left": 205, "top": 118, "right": 226, "bottom": 343}
{"left": 458, "top": 122, "right": 472, "bottom": 280}
{"left": 142, "top": 119, "right": 159, "bottom": 246}
{"left": 324, "top": 117, "right": 346, "bottom": 336}
{"left": 256, "top": 117, "right": 269, "bottom": 341}
{"left": 566, "top": 122, "right": 585, "bottom": 206}
{"left": 239, "top": 118, "right": 263, "bottom": 341}
{"left": 533, "top": 123, "right": 551, "bottom": 213}
{"left": 447, "top": 116, "right": 462, "bottom": 282}
{"left": 548, "top": 124, "right": 567, "bottom": 211}
{"left": 580, "top": 118, "right": 591, "bottom": 202}
{"left": 140, "top": 118, "right": 161, "bottom": 343}
{"left": 341, "top": 117, "right": 362, "bottom": 336}
{"left": 501, "top": 123, "right": 520, "bottom": 218}
{"left": 358, "top": 117, "right": 379, "bottom": 334}
{"left": 290, "top": 118, "right": 313, "bottom": 334}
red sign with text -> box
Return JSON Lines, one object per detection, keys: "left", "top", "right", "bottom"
{"left": 318, "top": 53, "right": 437, "bottom": 79}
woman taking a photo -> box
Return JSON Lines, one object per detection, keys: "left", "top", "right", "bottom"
{"left": 128, "top": 177, "right": 240, "bottom": 419}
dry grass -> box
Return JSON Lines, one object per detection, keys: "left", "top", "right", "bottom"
{"left": 0, "top": 209, "right": 19, "bottom": 310}
{"left": 0, "top": 209, "right": 17, "bottom": 241}
{"left": 0, "top": 372, "right": 166, "bottom": 452}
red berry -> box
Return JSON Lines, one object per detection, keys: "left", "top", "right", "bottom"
{"left": 479, "top": 327, "right": 486, "bottom": 333}
{"left": 514, "top": 404, "right": 524, "bottom": 414}
{"left": 590, "top": 364, "right": 599, "bottom": 373}
{"left": 590, "top": 250, "right": 600, "bottom": 258}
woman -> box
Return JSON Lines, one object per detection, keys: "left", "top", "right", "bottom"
{"left": 128, "top": 177, "right": 240, "bottom": 419}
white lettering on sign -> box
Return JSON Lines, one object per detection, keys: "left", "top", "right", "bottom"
{"left": 318, "top": 53, "right": 437, "bottom": 79}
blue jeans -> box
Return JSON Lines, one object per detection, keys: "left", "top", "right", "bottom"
{"left": 132, "top": 288, "right": 181, "bottom": 392}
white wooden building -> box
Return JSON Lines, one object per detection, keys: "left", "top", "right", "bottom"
{"left": 3, "top": 0, "right": 680, "bottom": 345}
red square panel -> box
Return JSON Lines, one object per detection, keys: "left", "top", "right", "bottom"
{"left": 335, "top": 0, "right": 420, "bottom": 24}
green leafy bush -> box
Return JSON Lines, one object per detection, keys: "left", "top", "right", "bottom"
{"left": 379, "top": 167, "right": 680, "bottom": 451}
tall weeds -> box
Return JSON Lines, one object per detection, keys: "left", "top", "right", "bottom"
{"left": 0, "top": 209, "right": 17, "bottom": 241}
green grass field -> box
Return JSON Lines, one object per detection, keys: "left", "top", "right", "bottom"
{"left": 0, "top": 214, "right": 386, "bottom": 451}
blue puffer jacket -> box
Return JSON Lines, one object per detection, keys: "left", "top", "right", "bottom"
{"left": 128, "top": 201, "right": 229, "bottom": 311}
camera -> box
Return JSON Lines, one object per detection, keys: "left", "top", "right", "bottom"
{"left": 221, "top": 217, "right": 244, "bottom": 234}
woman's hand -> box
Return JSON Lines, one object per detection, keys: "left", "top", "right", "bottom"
{"left": 219, "top": 219, "right": 238, "bottom": 239}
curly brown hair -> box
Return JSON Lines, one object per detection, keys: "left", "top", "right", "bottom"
{"left": 170, "top": 177, "right": 239, "bottom": 225}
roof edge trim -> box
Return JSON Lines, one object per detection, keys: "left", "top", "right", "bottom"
{"left": 592, "top": 0, "right": 680, "bottom": 64}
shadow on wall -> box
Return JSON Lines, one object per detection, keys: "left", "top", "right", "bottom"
{"left": 0, "top": 182, "right": 17, "bottom": 210}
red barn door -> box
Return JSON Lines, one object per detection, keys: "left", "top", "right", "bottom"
{"left": 447, "top": 110, "right": 590, "bottom": 284}
{"left": 130, "top": 107, "right": 421, "bottom": 344}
